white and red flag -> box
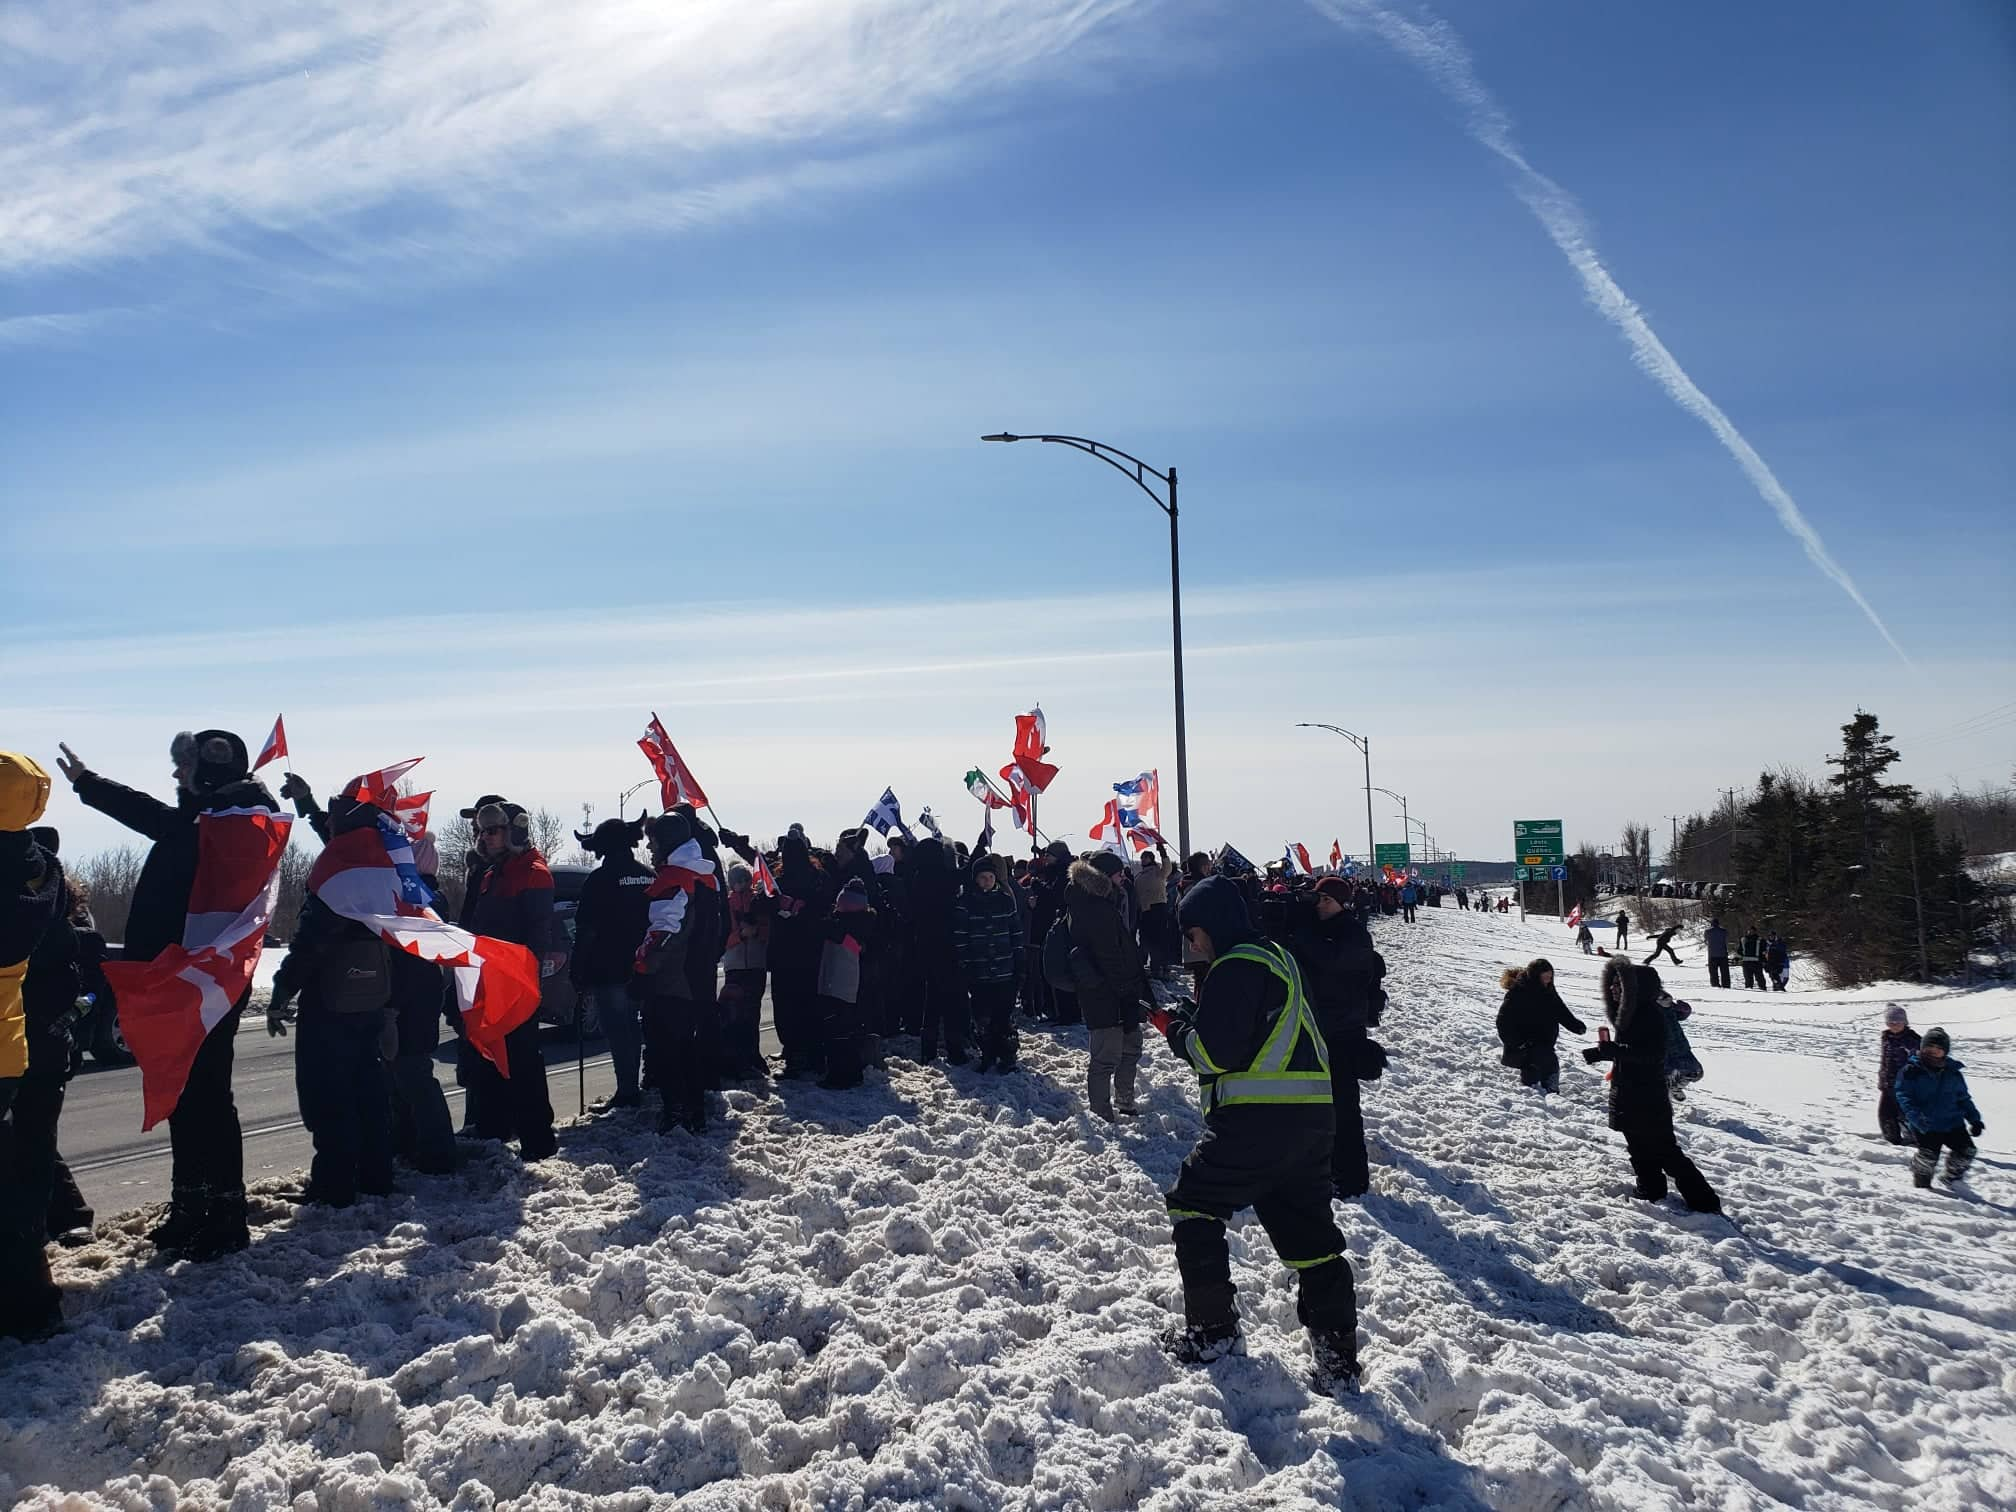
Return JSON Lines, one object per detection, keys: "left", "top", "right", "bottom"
{"left": 347, "top": 756, "right": 423, "bottom": 810}
{"left": 1293, "top": 842, "right": 1314, "bottom": 876}
{"left": 639, "top": 713, "right": 709, "bottom": 810}
{"left": 1088, "top": 798, "right": 1126, "bottom": 849}
{"left": 252, "top": 715, "right": 288, "bottom": 772}
{"left": 391, "top": 789, "right": 432, "bottom": 840}
{"left": 1010, "top": 705, "right": 1059, "bottom": 793}
{"left": 104, "top": 808, "right": 294, "bottom": 1129}
{"left": 1567, "top": 904, "right": 1583, "bottom": 929}
{"left": 751, "top": 850, "right": 779, "bottom": 899}
{"left": 1330, "top": 840, "right": 1344, "bottom": 871}
{"left": 308, "top": 819, "right": 542, "bottom": 1078}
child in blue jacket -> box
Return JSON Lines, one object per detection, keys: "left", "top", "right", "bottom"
{"left": 1895, "top": 1027, "right": 1985, "bottom": 1189}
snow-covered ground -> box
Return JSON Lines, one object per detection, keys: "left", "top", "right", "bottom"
{"left": 4, "top": 906, "right": 2013, "bottom": 1509}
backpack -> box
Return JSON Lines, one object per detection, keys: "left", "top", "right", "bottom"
{"left": 318, "top": 931, "right": 392, "bottom": 1015}
{"left": 1042, "top": 917, "right": 1077, "bottom": 992}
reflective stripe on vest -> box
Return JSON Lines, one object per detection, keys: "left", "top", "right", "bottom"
{"left": 1198, "top": 941, "right": 1332, "bottom": 1115}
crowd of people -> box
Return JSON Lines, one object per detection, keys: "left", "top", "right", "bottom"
{"left": 0, "top": 731, "right": 1991, "bottom": 1388}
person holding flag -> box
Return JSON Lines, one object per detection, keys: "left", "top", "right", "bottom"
{"left": 266, "top": 787, "right": 399, "bottom": 1208}
{"left": 463, "top": 798, "right": 557, "bottom": 1160}
{"left": 636, "top": 811, "right": 722, "bottom": 1132}
{"left": 56, "top": 730, "right": 280, "bottom": 1259}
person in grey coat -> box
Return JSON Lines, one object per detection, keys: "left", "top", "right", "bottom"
{"left": 1066, "top": 852, "right": 1150, "bottom": 1120}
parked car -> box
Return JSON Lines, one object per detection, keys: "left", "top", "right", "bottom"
{"left": 537, "top": 864, "right": 596, "bottom": 1035}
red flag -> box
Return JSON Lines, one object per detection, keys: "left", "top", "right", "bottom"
{"left": 1010, "top": 706, "right": 1058, "bottom": 792}
{"left": 1567, "top": 904, "right": 1583, "bottom": 929}
{"left": 253, "top": 715, "right": 287, "bottom": 772}
{"left": 751, "top": 850, "right": 779, "bottom": 899}
{"left": 639, "top": 713, "right": 709, "bottom": 809}
{"left": 104, "top": 809, "right": 292, "bottom": 1129}
{"left": 1293, "top": 843, "right": 1313, "bottom": 875}
{"left": 391, "top": 790, "right": 432, "bottom": 840}
{"left": 1330, "top": 839, "right": 1343, "bottom": 871}
{"left": 347, "top": 756, "right": 424, "bottom": 810}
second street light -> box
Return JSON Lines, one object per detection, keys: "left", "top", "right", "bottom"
{"left": 1372, "top": 786, "right": 1409, "bottom": 861}
{"left": 984, "top": 432, "right": 1190, "bottom": 860}
{"left": 1297, "top": 722, "right": 1375, "bottom": 870}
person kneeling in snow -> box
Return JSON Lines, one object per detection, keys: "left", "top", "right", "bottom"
{"left": 636, "top": 812, "right": 721, "bottom": 1134}
{"left": 1875, "top": 1006, "right": 1920, "bottom": 1146}
{"left": 1152, "top": 876, "right": 1359, "bottom": 1390}
{"left": 1895, "top": 1027, "right": 1983, "bottom": 1190}
{"left": 1495, "top": 959, "right": 1585, "bottom": 1093}
{"left": 1584, "top": 958, "right": 1721, "bottom": 1214}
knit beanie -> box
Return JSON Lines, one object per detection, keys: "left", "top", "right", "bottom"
{"left": 1922, "top": 1027, "right": 1951, "bottom": 1053}
{"left": 1883, "top": 1005, "right": 1908, "bottom": 1030}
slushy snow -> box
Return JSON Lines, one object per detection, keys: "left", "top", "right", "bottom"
{"left": 3, "top": 907, "right": 2012, "bottom": 1509}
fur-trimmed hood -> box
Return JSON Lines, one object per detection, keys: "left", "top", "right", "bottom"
{"left": 1067, "top": 859, "right": 1115, "bottom": 899}
{"left": 1600, "top": 954, "right": 1662, "bottom": 1029}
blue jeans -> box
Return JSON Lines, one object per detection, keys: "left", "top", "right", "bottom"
{"left": 594, "top": 982, "right": 640, "bottom": 1098}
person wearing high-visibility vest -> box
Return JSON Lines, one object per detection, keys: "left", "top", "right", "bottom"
{"left": 1152, "top": 875, "right": 1359, "bottom": 1391}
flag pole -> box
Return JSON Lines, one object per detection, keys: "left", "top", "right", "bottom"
{"left": 974, "top": 764, "right": 1050, "bottom": 845}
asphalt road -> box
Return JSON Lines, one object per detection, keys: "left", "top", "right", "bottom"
{"left": 63, "top": 1007, "right": 780, "bottom": 1221}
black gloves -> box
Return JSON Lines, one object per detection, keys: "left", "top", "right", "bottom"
{"left": 267, "top": 997, "right": 296, "bottom": 1037}
{"left": 1970, "top": 1120, "right": 1986, "bottom": 1137}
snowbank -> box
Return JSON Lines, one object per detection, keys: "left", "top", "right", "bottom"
{"left": 3, "top": 908, "right": 2012, "bottom": 1509}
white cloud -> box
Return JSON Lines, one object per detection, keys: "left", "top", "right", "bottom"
{"left": 1312, "top": 0, "right": 1913, "bottom": 670}
{"left": 1, "top": 0, "right": 1146, "bottom": 277}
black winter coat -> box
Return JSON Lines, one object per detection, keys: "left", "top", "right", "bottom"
{"left": 21, "top": 852, "right": 80, "bottom": 1079}
{"left": 73, "top": 771, "right": 278, "bottom": 961}
{"left": 1065, "top": 861, "right": 1148, "bottom": 1031}
{"left": 1590, "top": 958, "right": 1672, "bottom": 1136}
{"left": 1289, "top": 911, "right": 1387, "bottom": 1040}
{"left": 467, "top": 850, "right": 555, "bottom": 958}
{"left": 571, "top": 854, "right": 654, "bottom": 987}
{"left": 1496, "top": 974, "right": 1585, "bottom": 1052}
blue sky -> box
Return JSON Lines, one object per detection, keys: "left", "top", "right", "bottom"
{"left": 4, "top": 0, "right": 2012, "bottom": 866}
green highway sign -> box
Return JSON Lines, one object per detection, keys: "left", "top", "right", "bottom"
{"left": 1451, "top": 863, "right": 1465, "bottom": 880}
{"left": 1513, "top": 818, "right": 1565, "bottom": 867}
{"left": 1374, "top": 843, "right": 1411, "bottom": 867}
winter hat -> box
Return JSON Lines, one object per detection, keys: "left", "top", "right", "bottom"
{"left": 0, "top": 752, "right": 52, "bottom": 831}
{"left": 1312, "top": 876, "right": 1352, "bottom": 904}
{"left": 726, "top": 863, "right": 752, "bottom": 888}
{"left": 410, "top": 831, "right": 440, "bottom": 877}
{"left": 1922, "top": 1027, "right": 1951, "bottom": 1053}
{"left": 1087, "top": 850, "right": 1126, "bottom": 878}
{"left": 650, "top": 811, "right": 694, "bottom": 856}
{"left": 190, "top": 729, "right": 250, "bottom": 791}
{"left": 1526, "top": 958, "right": 1555, "bottom": 980}
{"left": 459, "top": 793, "right": 509, "bottom": 820}
{"left": 834, "top": 877, "right": 870, "bottom": 912}
{"left": 578, "top": 816, "right": 645, "bottom": 857}
{"left": 1883, "top": 1005, "right": 1909, "bottom": 1030}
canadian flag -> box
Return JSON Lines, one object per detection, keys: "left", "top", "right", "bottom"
{"left": 639, "top": 713, "right": 709, "bottom": 810}
{"left": 104, "top": 809, "right": 293, "bottom": 1129}
{"left": 1010, "top": 706, "right": 1059, "bottom": 793}
{"left": 1293, "top": 842, "right": 1314, "bottom": 876}
{"left": 1330, "top": 840, "right": 1344, "bottom": 871}
{"left": 253, "top": 715, "right": 288, "bottom": 772}
{"left": 1567, "top": 904, "right": 1583, "bottom": 929}
{"left": 391, "top": 789, "right": 432, "bottom": 840}
{"left": 751, "top": 850, "right": 779, "bottom": 899}
{"left": 348, "top": 756, "right": 423, "bottom": 810}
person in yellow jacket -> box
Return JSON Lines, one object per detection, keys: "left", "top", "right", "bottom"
{"left": 2, "top": 750, "right": 66, "bottom": 1340}
{"left": 1153, "top": 875, "right": 1360, "bottom": 1392}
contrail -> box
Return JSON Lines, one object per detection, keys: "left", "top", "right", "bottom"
{"left": 1314, "top": 0, "right": 1911, "bottom": 667}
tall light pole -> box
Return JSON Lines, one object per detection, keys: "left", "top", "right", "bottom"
{"left": 985, "top": 432, "right": 1189, "bottom": 859}
{"left": 1296, "top": 723, "right": 1374, "bottom": 869}
{"left": 1372, "top": 786, "right": 1409, "bottom": 860}
{"left": 617, "top": 779, "right": 653, "bottom": 821}
{"left": 1405, "top": 815, "right": 1430, "bottom": 868}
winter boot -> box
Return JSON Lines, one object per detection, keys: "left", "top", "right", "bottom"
{"left": 181, "top": 1188, "right": 250, "bottom": 1261}
{"left": 1160, "top": 1320, "right": 1244, "bottom": 1365}
{"left": 1912, "top": 1168, "right": 1933, "bottom": 1190}
{"left": 1310, "top": 1329, "right": 1360, "bottom": 1394}
{"left": 148, "top": 1184, "right": 205, "bottom": 1251}
{"left": 1942, "top": 1149, "right": 1974, "bottom": 1186}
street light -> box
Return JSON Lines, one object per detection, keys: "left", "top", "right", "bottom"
{"left": 1372, "top": 786, "right": 1409, "bottom": 859}
{"left": 1296, "top": 722, "right": 1375, "bottom": 871}
{"left": 617, "top": 779, "right": 654, "bottom": 821}
{"left": 984, "top": 432, "right": 1189, "bottom": 860}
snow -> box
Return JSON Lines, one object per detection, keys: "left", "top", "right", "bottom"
{"left": 4, "top": 907, "right": 2014, "bottom": 1509}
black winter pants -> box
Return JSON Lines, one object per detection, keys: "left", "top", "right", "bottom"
{"left": 295, "top": 1012, "right": 394, "bottom": 1204}
{"left": 471, "top": 1018, "right": 556, "bottom": 1159}
{"left": 642, "top": 993, "right": 714, "bottom": 1126}
{"left": 1517, "top": 1044, "right": 1562, "bottom": 1094}
{"left": 0, "top": 1077, "right": 62, "bottom": 1339}
{"left": 1623, "top": 1126, "right": 1720, "bottom": 1212}
{"left": 1167, "top": 1120, "right": 1356, "bottom": 1339}
{"left": 391, "top": 1055, "right": 457, "bottom": 1173}
{"left": 918, "top": 962, "right": 969, "bottom": 1059}
{"left": 1707, "top": 957, "right": 1731, "bottom": 989}
{"left": 970, "top": 980, "right": 1018, "bottom": 1067}
{"left": 1141, "top": 903, "right": 1174, "bottom": 973}
{"left": 723, "top": 969, "right": 767, "bottom": 1075}
{"left": 1646, "top": 943, "right": 1681, "bottom": 965}
{"left": 1329, "top": 1067, "right": 1370, "bottom": 1197}
{"left": 1741, "top": 960, "right": 1766, "bottom": 990}
{"left": 1877, "top": 1090, "right": 1909, "bottom": 1146}
{"left": 1913, "top": 1127, "right": 1975, "bottom": 1184}
{"left": 770, "top": 956, "right": 821, "bottom": 1073}
{"left": 170, "top": 1001, "right": 245, "bottom": 1199}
